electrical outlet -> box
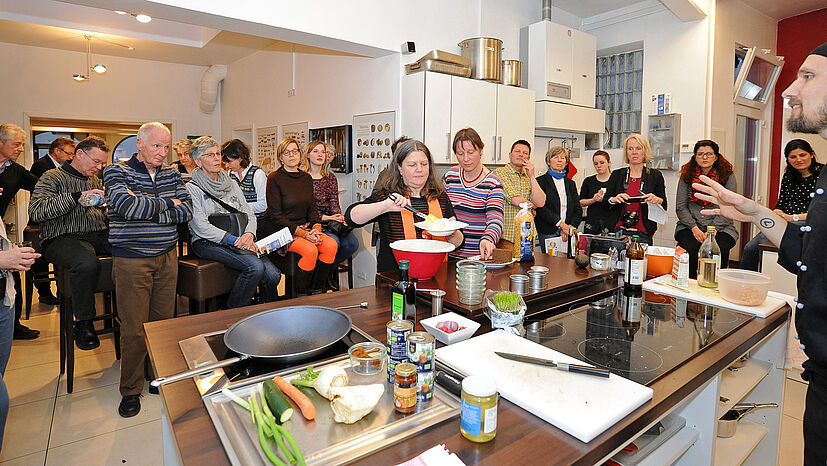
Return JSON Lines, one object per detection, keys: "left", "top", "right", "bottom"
{"left": 287, "top": 89, "right": 296, "bottom": 97}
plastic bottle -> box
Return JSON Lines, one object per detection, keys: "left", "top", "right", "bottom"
{"left": 78, "top": 192, "right": 103, "bottom": 207}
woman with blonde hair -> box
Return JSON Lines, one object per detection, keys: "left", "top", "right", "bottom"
{"left": 535, "top": 146, "right": 582, "bottom": 251}
{"left": 261, "top": 138, "right": 338, "bottom": 295}
{"left": 302, "top": 140, "right": 358, "bottom": 290}
{"left": 171, "top": 138, "right": 195, "bottom": 174}
{"left": 605, "top": 134, "right": 667, "bottom": 244}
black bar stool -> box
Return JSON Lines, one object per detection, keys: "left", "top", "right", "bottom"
{"left": 22, "top": 225, "right": 57, "bottom": 318}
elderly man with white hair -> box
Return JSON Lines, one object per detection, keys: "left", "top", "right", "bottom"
{"left": 104, "top": 122, "right": 192, "bottom": 418}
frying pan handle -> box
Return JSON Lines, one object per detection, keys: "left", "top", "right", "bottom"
{"left": 150, "top": 356, "right": 247, "bottom": 387}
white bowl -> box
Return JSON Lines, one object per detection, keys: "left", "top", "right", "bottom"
{"left": 420, "top": 312, "right": 481, "bottom": 345}
{"left": 414, "top": 219, "right": 468, "bottom": 236}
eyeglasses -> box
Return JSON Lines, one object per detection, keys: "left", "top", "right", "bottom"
{"left": 325, "top": 151, "right": 335, "bottom": 156}
{"left": 283, "top": 149, "right": 300, "bottom": 156}
{"left": 57, "top": 147, "right": 75, "bottom": 156}
{"left": 202, "top": 151, "right": 221, "bottom": 159}
{"left": 696, "top": 152, "right": 715, "bottom": 159}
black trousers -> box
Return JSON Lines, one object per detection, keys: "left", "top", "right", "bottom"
{"left": 804, "top": 371, "right": 827, "bottom": 465}
{"left": 29, "top": 256, "right": 52, "bottom": 295}
{"left": 43, "top": 231, "right": 110, "bottom": 321}
{"left": 674, "top": 229, "right": 736, "bottom": 279}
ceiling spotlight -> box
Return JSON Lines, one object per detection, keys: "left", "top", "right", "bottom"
{"left": 73, "top": 74, "right": 88, "bottom": 81}
{"left": 114, "top": 10, "right": 127, "bottom": 15}
{"left": 93, "top": 64, "right": 107, "bottom": 74}
{"left": 134, "top": 13, "right": 152, "bottom": 23}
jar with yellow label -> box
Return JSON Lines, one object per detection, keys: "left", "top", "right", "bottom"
{"left": 394, "top": 362, "right": 417, "bottom": 414}
{"left": 460, "top": 376, "right": 498, "bottom": 442}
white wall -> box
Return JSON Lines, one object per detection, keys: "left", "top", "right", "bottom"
{"left": 0, "top": 41, "right": 220, "bottom": 233}
{"left": 585, "top": 6, "right": 712, "bottom": 248}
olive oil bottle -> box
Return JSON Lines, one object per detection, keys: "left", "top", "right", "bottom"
{"left": 697, "top": 226, "right": 721, "bottom": 288}
{"left": 391, "top": 260, "right": 417, "bottom": 322}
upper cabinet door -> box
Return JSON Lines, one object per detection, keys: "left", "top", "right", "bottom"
{"left": 450, "top": 76, "right": 498, "bottom": 164}
{"left": 571, "top": 30, "right": 597, "bottom": 108}
{"left": 496, "top": 85, "right": 536, "bottom": 165}
{"left": 423, "top": 72, "right": 453, "bottom": 164}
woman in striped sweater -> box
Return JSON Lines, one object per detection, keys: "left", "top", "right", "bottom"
{"left": 443, "top": 128, "right": 505, "bottom": 259}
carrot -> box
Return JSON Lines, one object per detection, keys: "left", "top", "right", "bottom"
{"left": 273, "top": 375, "right": 316, "bottom": 420}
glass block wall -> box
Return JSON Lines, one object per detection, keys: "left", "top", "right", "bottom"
{"left": 596, "top": 50, "right": 643, "bottom": 149}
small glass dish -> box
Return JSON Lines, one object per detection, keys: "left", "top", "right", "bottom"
{"left": 348, "top": 342, "right": 387, "bottom": 375}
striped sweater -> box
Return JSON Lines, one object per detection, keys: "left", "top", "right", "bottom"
{"left": 29, "top": 162, "right": 108, "bottom": 242}
{"left": 443, "top": 167, "right": 505, "bottom": 257}
{"left": 104, "top": 155, "right": 193, "bottom": 258}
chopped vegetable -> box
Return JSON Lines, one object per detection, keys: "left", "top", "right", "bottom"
{"left": 493, "top": 291, "right": 521, "bottom": 313}
{"left": 263, "top": 380, "right": 294, "bottom": 424}
{"left": 352, "top": 347, "right": 371, "bottom": 358}
{"left": 272, "top": 376, "right": 316, "bottom": 420}
{"left": 312, "top": 366, "right": 348, "bottom": 400}
{"left": 259, "top": 388, "right": 296, "bottom": 465}
{"left": 436, "top": 321, "right": 467, "bottom": 334}
{"left": 290, "top": 366, "right": 321, "bottom": 388}
{"left": 252, "top": 392, "right": 285, "bottom": 466}
{"left": 328, "top": 384, "right": 384, "bottom": 424}
{"left": 222, "top": 388, "right": 250, "bottom": 411}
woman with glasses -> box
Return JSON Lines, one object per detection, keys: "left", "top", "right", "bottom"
{"left": 740, "top": 139, "right": 823, "bottom": 271}
{"left": 675, "top": 140, "right": 737, "bottom": 278}
{"left": 606, "top": 134, "right": 667, "bottom": 245}
{"left": 261, "top": 138, "right": 338, "bottom": 295}
{"left": 185, "top": 136, "right": 280, "bottom": 308}
{"left": 302, "top": 140, "right": 358, "bottom": 290}
{"left": 222, "top": 139, "right": 267, "bottom": 232}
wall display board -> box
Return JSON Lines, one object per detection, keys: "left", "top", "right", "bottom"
{"left": 255, "top": 125, "right": 279, "bottom": 174}
{"left": 352, "top": 111, "right": 395, "bottom": 202}
{"left": 308, "top": 125, "right": 353, "bottom": 174}
{"left": 283, "top": 122, "right": 309, "bottom": 148}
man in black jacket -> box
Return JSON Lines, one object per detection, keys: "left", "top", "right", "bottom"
{"left": 693, "top": 42, "right": 827, "bottom": 465}
{"left": 26, "top": 137, "right": 75, "bottom": 306}
{"left": 0, "top": 124, "right": 40, "bottom": 340}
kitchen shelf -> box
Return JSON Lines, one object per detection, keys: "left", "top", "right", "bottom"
{"left": 635, "top": 426, "right": 700, "bottom": 466}
{"left": 713, "top": 420, "right": 768, "bottom": 466}
{"left": 717, "top": 359, "right": 772, "bottom": 417}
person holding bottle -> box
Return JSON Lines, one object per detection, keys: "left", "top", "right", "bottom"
{"left": 579, "top": 150, "right": 613, "bottom": 234}
{"left": 675, "top": 140, "right": 737, "bottom": 278}
{"left": 535, "top": 146, "right": 582, "bottom": 253}
{"left": 606, "top": 134, "right": 667, "bottom": 245}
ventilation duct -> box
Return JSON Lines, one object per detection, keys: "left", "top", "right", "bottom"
{"left": 199, "top": 64, "right": 227, "bottom": 113}
{"left": 542, "top": 0, "right": 552, "bottom": 21}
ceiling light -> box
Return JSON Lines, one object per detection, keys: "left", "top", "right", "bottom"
{"left": 93, "top": 64, "right": 107, "bottom": 74}
{"left": 73, "top": 74, "right": 88, "bottom": 81}
{"left": 114, "top": 10, "right": 127, "bottom": 15}
{"left": 73, "top": 35, "right": 106, "bottom": 82}
{"left": 134, "top": 13, "right": 152, "bottom": 23}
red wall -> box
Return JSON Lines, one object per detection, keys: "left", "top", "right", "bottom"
{"left": 770, "top": 8, "right": 827, "bottom": 207}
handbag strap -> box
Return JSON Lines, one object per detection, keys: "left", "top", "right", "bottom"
{"left": 194, "top": 183, "right": 241, "bottom": 214}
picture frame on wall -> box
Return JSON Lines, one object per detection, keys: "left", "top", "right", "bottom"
{"left": 309, "top": 125, "right": 353, "bottom": 174}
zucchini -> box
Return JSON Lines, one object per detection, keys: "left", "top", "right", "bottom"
{"left": 263, "top": 379, "right": 294, "bottom": 424}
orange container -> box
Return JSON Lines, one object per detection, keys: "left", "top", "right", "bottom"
{"left": 646, "top": 248, "right": 675, "bottom": 278}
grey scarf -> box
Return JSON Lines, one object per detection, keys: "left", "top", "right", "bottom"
{"left": 192, "top": 168, "right": 241, "bottom": 209}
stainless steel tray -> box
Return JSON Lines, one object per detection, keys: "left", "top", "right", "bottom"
{"left": 417, "top": 49, "right": 469, "bottom": 67}
{"left": 204, "top": 356, "right": 460, "bottom": 465}
{"left": 405, "top": 59, "right": 472, "bottom": 78}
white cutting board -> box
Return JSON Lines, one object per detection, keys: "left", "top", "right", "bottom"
{"left": 435, "top": 331, "right": 653, "bottom": 443}
{"left": 642, "top": 275, "right": 786, "bottom": 318}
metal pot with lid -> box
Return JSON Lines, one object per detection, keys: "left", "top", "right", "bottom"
{"left": 458, "top": 37, "right": 503, "bottom": 82}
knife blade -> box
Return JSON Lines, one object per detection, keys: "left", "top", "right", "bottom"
{"left": 495, "top": 352, "right": 611, "bottom": 378}
{"left": 389, "top": 193, "right": 428, "bottom": 220}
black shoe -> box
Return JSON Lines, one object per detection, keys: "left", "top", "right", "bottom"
{"left": 327, "top": 274, "right": 340, "bottom": 292}
{"left": 37, "top": 292, "right": 60, "bottom": 306}
{"left": 118, "top": 394, "right": 141, "bottom": 418}
{"left": 74, "top": 320, "right": 100, "bottom": 350}
{"left": 13, "top": 324, "right": 39, "bottom": 340}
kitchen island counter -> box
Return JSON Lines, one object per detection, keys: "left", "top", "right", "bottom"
{"left": 147, "top": 283, "right": 789, "bottom": 465}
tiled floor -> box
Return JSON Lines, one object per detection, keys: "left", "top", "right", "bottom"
{"left": 0, "top": 286, "right": 809, "bottom": 465}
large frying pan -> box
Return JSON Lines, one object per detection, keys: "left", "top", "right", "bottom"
{"left": 151, "top": 305, "right": 352, "bottom": 387}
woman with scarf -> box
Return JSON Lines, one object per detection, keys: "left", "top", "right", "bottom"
{"left": 346, "top": 139, "right": 463, "bottom": 273}
{"left": 675, "top": 140, "right": 737, "bottom": 278}
{"left": 185, "top": 136, "right": 281, "bottom": 308}
{"left": 535, "top": 146, "right": 582, "bottom": 252}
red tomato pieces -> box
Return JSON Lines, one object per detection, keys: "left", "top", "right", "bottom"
{"left": 435, "top": 321, "right": 466, "bottom": 334}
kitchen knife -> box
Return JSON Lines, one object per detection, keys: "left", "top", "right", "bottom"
{"left": 495, "top": 352, "right": 611, "bottom": 378}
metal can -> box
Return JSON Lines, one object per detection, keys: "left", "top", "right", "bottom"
{"left": 407, "top": 332, "right": 435, "bottom": 372}
{"left": 387, "top": 320, "right": 413, "bottom": 359}
{"left": 417, "top": 370, "right": 435, "bottom": 403}
{"left": 387, "top": 355, "right": 408, "bottom": 383}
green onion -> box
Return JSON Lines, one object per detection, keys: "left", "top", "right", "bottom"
{"left": 222, "top": 388, "right": 250, "bottom": 411}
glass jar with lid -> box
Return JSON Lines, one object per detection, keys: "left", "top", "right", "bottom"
{"left": 460, "top": 375, "right": 498, "bottom": 442}
{"left": 393, "top": 362, "right": 418, "bottom": 414}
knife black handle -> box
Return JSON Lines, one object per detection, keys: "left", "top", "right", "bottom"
{"left": 558, "top": 363, "right": 611, "bottom": 378}
{"left": 435, "top": 370, "right": 463, "bottom": 396}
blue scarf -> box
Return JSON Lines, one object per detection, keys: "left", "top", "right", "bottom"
{"left": 548, "top": 167, "right": 566, "bottom": 180}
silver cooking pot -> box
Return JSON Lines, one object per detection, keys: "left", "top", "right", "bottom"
{"left": 458, "top": 37, "right": 503, "bottom": 82}
{"left": 716, "top": 402, "right": 777, "bottom": 438}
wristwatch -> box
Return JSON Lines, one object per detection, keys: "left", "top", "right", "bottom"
{"left": 792, "top": 214, "right": 800, "bottom": 222}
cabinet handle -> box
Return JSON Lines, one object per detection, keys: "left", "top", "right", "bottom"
{"left": 446, "top": 132, "right": 452, "bottom": 162}
{"left": 492, "top": 135, "right": 498, "bottom": 161}
{"left": 498, "top": 136, "right": 502, "bottom": 162}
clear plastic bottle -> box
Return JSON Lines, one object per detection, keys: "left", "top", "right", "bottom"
{"left": 78, "top": 192, "right": 103, "bottom": 206}
{"left": 697, "top": 226, "right": 721, "bottom": 288}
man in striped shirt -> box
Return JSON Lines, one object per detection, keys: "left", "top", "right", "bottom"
{"left": 29, "top": 136, "right": 110, "bottom": 351}
{"left": 104, "top": 122, "right": 192, "bottom": 418}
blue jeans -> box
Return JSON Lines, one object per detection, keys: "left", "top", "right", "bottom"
{"left": 0, "top": 299, "right": 13, "bottom": 447}
{"left": 191, "top": 240, "right": 281, "bottom": 309}
{"left": 325, "top": 231, "right": 359, "bottom": 266}
{"left": 740, "top": 232, "right": 768, "bottom": 272}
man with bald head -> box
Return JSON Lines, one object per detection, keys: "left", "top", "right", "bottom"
{"left": 693, "top": 42, "right": 827, "bottom": 464}
{"left": 104, "top": 122, "right": 192, "bottom": 417}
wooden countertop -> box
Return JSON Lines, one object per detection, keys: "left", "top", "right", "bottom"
{"left": 146, "top": 285, "right": 789, "bottom": 465}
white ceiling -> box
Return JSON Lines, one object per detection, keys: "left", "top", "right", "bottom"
{"left": 552, "top": 0, "right": 645, "bottom": 19}
{"left": 737, "top": 0, "right": 826, "bottom": 20}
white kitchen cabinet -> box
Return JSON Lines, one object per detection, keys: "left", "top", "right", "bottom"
{"left": 570, "top": 29, "right": 597, "bottom": 108}
{"left": 401, "top": 71, "right": 535, "bottom": 165}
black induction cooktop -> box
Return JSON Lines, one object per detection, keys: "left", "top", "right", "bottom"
{"left": 524, "top": 287, "right": 753, "bottom": 385}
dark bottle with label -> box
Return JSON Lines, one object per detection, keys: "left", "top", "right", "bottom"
{"left": 624, "top": 235, "right": 645, "bottom": 291}
{"left": 567, "top": 228, "right": 577, "bottom": 259}
{"left": 391, "top": 260, "right": 417, "bottom": 323}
